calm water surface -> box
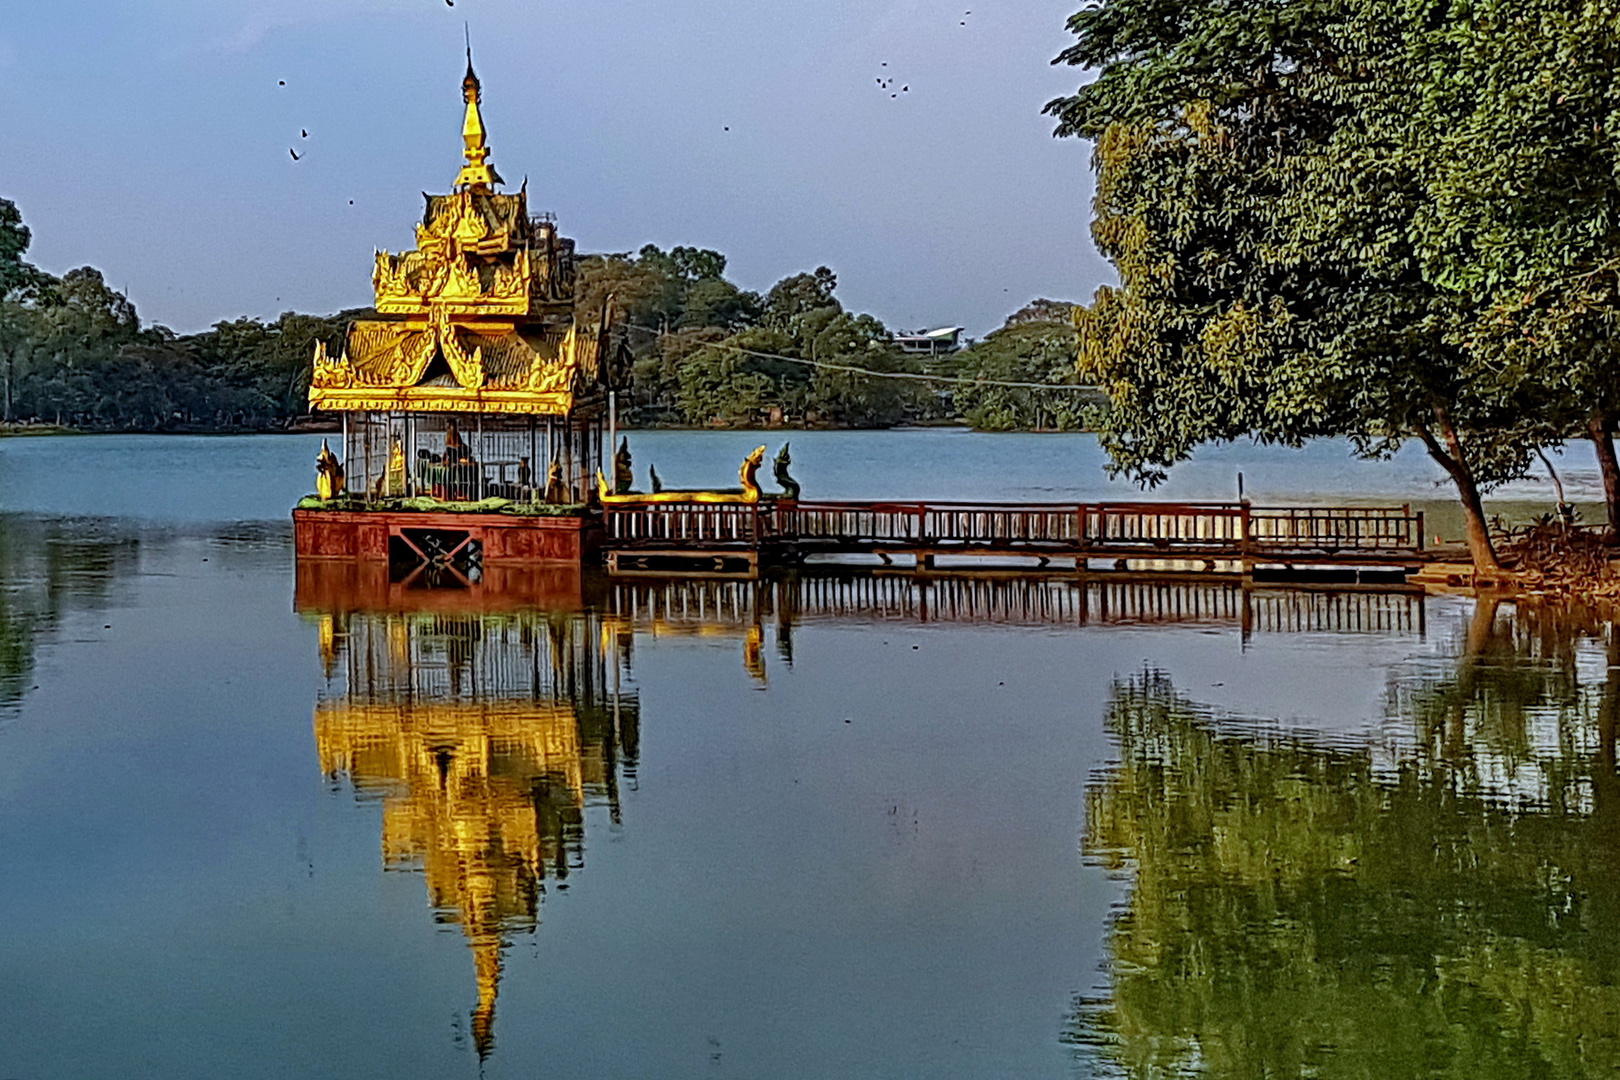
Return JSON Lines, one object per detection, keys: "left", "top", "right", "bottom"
{"left": 0, "top": 433, "right": 1615, "bottom": 1078}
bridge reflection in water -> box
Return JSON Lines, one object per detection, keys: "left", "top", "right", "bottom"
{"left": 307, "top": 598, "right": 638, "bottom": 1061}
{"left": 609, "top": 573, "right": 1425, "bottom": 642}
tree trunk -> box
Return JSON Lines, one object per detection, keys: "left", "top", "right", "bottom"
{"left": 1415, "top": 408, "right": 1504, "bottom": 574}
{"left": 1588, "top": 412, "right": 1620, "bottom": 543}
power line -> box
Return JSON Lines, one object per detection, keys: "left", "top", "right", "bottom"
{"left": 624, "top": 323, "right": 1099, "bottom": 393}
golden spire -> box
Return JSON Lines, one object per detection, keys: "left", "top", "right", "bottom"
{"left": 455, "top": 48, "right": 503, "bottom": 192}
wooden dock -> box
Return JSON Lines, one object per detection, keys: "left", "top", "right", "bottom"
{"left": 604, "top": 499, "right": 1429, "bottom": 575}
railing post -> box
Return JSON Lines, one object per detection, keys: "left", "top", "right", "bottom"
{"left": 1416, "top": 509, "right": 1425, "bottom": 551}
{"left": 1239, "top": 499, "right": 1253, "bottom": 572}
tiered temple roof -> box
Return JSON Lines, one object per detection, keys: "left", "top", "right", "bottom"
{"left": 310, "top": 59, "right": 614, "bottom": 417}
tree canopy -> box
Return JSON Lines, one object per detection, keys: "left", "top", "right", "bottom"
{"left": 1049, "top": 0, "right": 1620, "bottom": 568}
{"left": 0, "top": 200, "right": 356, "bottom": 432}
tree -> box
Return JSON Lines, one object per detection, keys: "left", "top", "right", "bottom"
{"left": 1391, "top": 0, "right": 1620, "bottom": 538}
{"left": 953, "top": 301, "right": 1088, "bottom": 431}
{"left": 0, "top": 199, "right": 47, "bottom": 302}
{"left": 0, "top": 199, "right": 54, "bottom": 422}
{"left": 1048, "top": 0, "right": 1552, "bottom": 571}
{"left": 763, "top": 267, "right": 839, "bottom": 326}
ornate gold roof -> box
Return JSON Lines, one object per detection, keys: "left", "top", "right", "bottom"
{"left": 310, "top": 59, "right": 617, "bottom": 417}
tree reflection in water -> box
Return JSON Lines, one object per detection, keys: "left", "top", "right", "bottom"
{"left": 1074, "top": 601, "right": 1620, "bottom": 1079}
{"left": 0, "top": 515, "right": 135, "bottom": 715}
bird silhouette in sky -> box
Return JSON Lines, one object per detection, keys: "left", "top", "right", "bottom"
{"left": 289, "top": 148, "right": 302, "bottom": 161}
{"left": 278, "top": 80, "right": 285, "bottom": 86}
{"left": 301, "top": 129, "right": 308, "bottom": 138}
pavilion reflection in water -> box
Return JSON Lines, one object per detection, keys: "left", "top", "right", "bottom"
{"left": 308, "top": 590, "right": 637, "bottom": 1060}
{"left": 1073, "top": 602, "right": 1620, "bottom": 1079}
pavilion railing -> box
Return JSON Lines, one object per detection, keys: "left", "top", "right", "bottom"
{"left": 603, "top": 500, "right": 1425, "bottom": 557}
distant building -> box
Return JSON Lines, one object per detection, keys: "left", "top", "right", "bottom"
{"left": 893, "top": 326, "right": 966, "bottom": 356}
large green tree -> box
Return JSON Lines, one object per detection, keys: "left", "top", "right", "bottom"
{"left": 1049, "top": 0, "right": 1559, "bottom": 571}
{"left": 1395, "top": 0, "right": 1620, "bottom": 537}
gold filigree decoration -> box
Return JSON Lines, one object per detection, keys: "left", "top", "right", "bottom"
{"left": 311, "top": 340, "right": 354, "bottom": 389}
{"left": 437, "top": 313, "right": 486, "bottom": 390}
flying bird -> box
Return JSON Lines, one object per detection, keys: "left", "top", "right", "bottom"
{"left": 289, "top": 148, "right": 302, "bottom": 161}
{"left": 278, "top": 80, "right": 286, "bottom": 86}
{"left": 301, "top": 129, "right": 308, "bottom": 138}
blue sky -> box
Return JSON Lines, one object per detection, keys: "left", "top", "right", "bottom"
{"left": 0, "top": 0, "right": 1107, "bottom": 336}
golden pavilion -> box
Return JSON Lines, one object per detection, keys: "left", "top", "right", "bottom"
{"left": 307, "top": 56, "right": 625, "bottom": 509}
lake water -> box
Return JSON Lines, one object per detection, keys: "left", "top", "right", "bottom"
{"left": 0, "top": 432, "right": 1615, "bottom": 1079}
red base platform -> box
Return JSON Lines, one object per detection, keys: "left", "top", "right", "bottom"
{"left": 293, "top": 509, "right": 602, "bottom": 564}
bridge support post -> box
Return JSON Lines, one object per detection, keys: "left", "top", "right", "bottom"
{"left": 1239, "top": 499, "right": 1255, "bottom": 582}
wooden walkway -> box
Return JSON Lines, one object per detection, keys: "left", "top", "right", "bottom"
{"left": 604, "top": 499, "right": 1428, "bottom": 573}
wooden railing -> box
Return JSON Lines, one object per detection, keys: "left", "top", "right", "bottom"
{"left": 604, "top": 500, "right": 1425, "bottom": 558}
{"left": 604, "top": 502, "right": 762, "bottom": 547}
{"left": 1248, "top": 506, "right": 1423, "bottom": 551}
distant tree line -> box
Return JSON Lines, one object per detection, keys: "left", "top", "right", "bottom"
{"left": 575, "top": 244, "right": 1085, "bottom": 429}
{"left": 0, "top": 202, "right": 1083, "bottom": 433}
{"left": 0, "top": 200, "right": 352, "bottom": 431}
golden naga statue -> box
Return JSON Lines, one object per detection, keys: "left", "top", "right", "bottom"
{"left": 315, "top": 439, "right": 346, "bottom": 500}
{"left": 596, "top": 446, "right": 767, "bottom": 505}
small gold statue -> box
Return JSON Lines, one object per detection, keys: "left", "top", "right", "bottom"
{"left": 315, "top": 439, "right": 346, "bottom": 500}
{"left": 543, "top": 457, "right": 568, "bottom": 503}
{"left": 386, "top": 438, "right": 407, "bottom": 497}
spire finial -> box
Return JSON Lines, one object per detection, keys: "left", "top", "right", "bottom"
{"left": 454, "top": 35, "right": 501, "bottom": 192}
